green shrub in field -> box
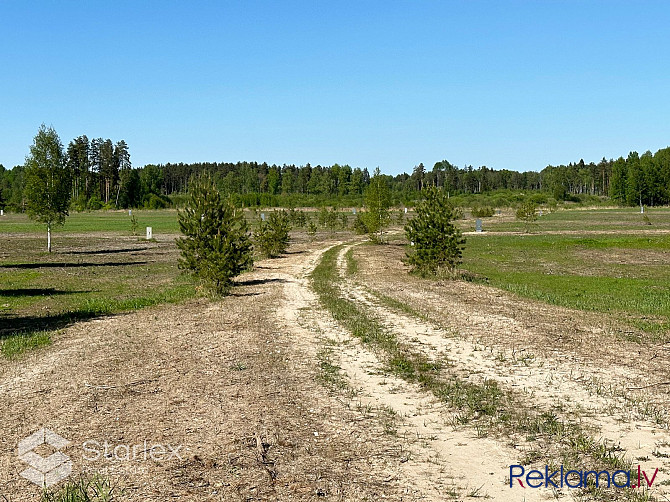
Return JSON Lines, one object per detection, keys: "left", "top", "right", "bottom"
{"left": 88, "top": 195, "right": 103, "bottom": 210}
{"left": 404, "top": 187, "right": 465, "bottom": 277}
{"left": 168, "top": 193, "right": 189, "bottom": 209}
{"left": 145, "top": 193, "right": 169, "bottom": 209}
{"left": 552, "top": 183, "right": 567, "bottom": 201}
{"left": 255, "top": 210, "right": 292, "bottom": 258}
{"left": 471, "top": 206, "right": 495, "bottom": 218}
{"left": 528, "top": 193, "right": 548, "bottom": 205}
{"left": 177, "top": 177, "right": 253, "bottom": 295}
{"left": 396, "top": 208, "right": 405, "bottom": 225}
{"left": 288, "top": 208, "right": 307, "bottom": 227}
{"left": 353, "top": 212, "right": 369, "bottom": 235}
{"left": 491, "top": 195, "right": 510, "bottom": 208}
{"left": 364, "top": 168, "right": 392, "bottom": 243}
{"left": 307, "top": 217, "right": 317, "bottom": 241}
{"left": 516, "top": 201, "right": 538, "bottom": 231}
{"left": 72, "top": 193, "right": 88, "bottom": 212}
{"left": 339, "top": 212, "right": 349, "bottom": 229}
{"left": 314, "top": 206, "right": 335, "bottom": 229}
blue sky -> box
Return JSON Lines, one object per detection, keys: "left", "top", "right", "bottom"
{"left": 1, "top": 1, "right": 669, "bottom": 175}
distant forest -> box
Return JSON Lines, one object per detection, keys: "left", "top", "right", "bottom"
{"left": 2, "top": 135, "right": 670, "bottom": 209}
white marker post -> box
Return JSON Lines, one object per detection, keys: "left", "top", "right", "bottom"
{"left": 261, "top": 213, "right": 266, "bottom": 221}
{"left": 146, "top": 227, "right": 152, "bottom": 240}
{"left": 0, "top": 209, "right": 3, "bottom": 216}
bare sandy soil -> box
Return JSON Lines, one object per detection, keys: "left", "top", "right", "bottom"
{"left": 0, "top": 240, "right": 416, "bottom": 501}
{"left": 348, "top": 242, "right": 670, "bottom": 499}
{"left": 3, "top": 235, "right": 670, "bottom": 501}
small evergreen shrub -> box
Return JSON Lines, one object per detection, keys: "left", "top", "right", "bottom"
{"left": 471, "top": 206, "right": 495, "bottom": 218}
{"left": 516, "top": 201, "right": 538, "bottom": 232}
{"left": 288, "top": 208, "right": 307, "bottom": 227}
{"left": 317, "top": 206, "right": 329, "bottom": 226}
{"left": 404, "top": 187, "right": 466, "bottom": 277}
{"left": 306, "top": 218, "right": 317, "bottom": 241}
{"left": 364, "top": 168, "right": 391, "bottom": 243}
{"left": 339, "top": 212, "right": 349, "bottom": 229}
{"left": 176, "top": 177, "right": 253, "bottom": 294}
{"left": 516, "top": 201, "right": 538, "bottom": 223}
{"left": 353, "top": 213, "right": 369, "bottom": 235}
{"left": 255, "top": 210, "right": 292, "bottom": 258}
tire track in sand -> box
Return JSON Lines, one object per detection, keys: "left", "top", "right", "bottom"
{"left": 275, "top": 242, "right": 558, "bottom": 501}
{"left": 338, "top": 243, "right": 670, "bottom": 500}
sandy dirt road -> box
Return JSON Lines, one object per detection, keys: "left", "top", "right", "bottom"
{"left": 343, "top": 242, "right": 670, "bottom": 501}
{"left": 0, "top": 240, "right": 414, "bottom": 501}
{"left": 2, "top": 237, "right": 669, "bottom": 501}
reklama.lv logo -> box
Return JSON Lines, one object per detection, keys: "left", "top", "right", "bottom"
{"left": 510, "top": 465, "right": 659, "bottom": 489}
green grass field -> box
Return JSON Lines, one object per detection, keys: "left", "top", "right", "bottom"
{"left": 2, "top": 206, "right": 670, "bottom": 358}
{"left": 0, "top": 208, "right": 332, "bottom": 235}
{"left": 464, "top": 206, "right": 670, "bottom": 233}
{"left": 0, "top": 208, "right": 329, "bottom": 358}
{"left": 0, "top": 213, "right": 196, "bottom": 357}
{"left": 0, "top": 209, "right": 182, "bottom": 234}
{"left": 461, "top": 208, "right": 670, "bottom": 339}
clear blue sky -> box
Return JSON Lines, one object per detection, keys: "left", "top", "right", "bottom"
{"left": 1, "top": 1, "right": 669, "bottom": 175}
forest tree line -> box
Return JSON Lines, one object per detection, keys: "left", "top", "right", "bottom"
{"left": 0, "top": 135, "right": 170, "bottom": 211}
{"left": 2, "top": 141, "right": 670, "bottom": 209}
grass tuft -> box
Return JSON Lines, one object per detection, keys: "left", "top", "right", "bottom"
{"left": 317, "top": 347, "right": 348, "bottom": 390}
{"left": 344, "top": 248, "right": 358, "bottom": 276}
{"left": 1, "top": 331, "right": 51, "bottom": 358}
{"left": 40, "top": 473, "right": 121, "bottom": 502}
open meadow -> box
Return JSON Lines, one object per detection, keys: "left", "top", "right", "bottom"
{"left": 1, "top": 207, "right": 670, "bottom": 501}
{"left": 5, "top": 2, "right": 669, "bottom": 500}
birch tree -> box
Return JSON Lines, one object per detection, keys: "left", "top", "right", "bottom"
{"left": 24, "top": 125, "right": 71, "bottom": 252}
